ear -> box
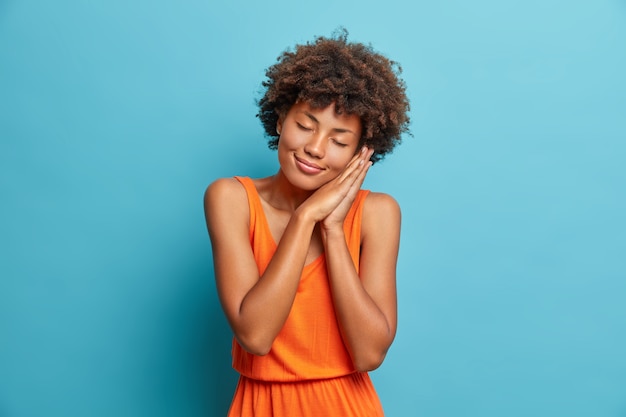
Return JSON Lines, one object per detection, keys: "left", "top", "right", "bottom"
{"left": 276, "top": 116, "right": 283, "bottom": 135}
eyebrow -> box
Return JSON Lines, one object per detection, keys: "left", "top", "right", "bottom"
{"left": 303, "top": 111, "right": 356, "bottom": 135}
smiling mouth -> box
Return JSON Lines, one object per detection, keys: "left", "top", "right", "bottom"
{"left": 294, "top": 155, "right": 324, "bottom": 174}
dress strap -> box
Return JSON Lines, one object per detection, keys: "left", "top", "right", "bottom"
{"left": 233, "top": 176, "right": 276, "bottom": 275}
{"left": 233, "top": 176, "right": 261, "bottom": 212}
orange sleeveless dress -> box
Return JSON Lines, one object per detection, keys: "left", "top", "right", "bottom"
{"left": 227, "top": 176, "right": 385, "bottom": 417}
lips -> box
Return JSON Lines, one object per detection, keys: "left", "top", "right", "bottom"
{"left": 294, "top": 155, "right": 324, "bottom": 174}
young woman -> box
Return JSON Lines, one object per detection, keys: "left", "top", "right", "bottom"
{"left": 204, "top": 30, "right": 410, "bottom": 416}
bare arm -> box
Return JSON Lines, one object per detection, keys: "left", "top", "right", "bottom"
{"left": 322, "top": 192, "right": 400, "bottom": 371}
{"left": 204, "top": 178, "right": 315, "bottom": 355}
{"left": 204, "top": 150, "right": 373, "bottom": 355}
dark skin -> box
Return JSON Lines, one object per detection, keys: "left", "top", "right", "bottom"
{"left": 204, "top": 102, "right": 400, "bottom": 371}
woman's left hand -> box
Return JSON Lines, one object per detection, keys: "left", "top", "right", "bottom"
{"left": 321, "top": 147, "right": 374, "bottom": 232}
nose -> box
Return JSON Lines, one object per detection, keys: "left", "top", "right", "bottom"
{"left": 303, "top": 134, "right": 325, "bottom": 159}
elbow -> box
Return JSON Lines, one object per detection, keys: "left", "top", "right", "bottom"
{"left": 353, "top": 351, "right": 387, "bottom": 372}
{"left": 350, "top": 331, "right": 395, "bottom": 372}
{"left": 235, "top": 333, "right": 273, "bottom": 356}
{"left": 244, "top": 344, "right": 272, "bottom": 357}
{"left": 229, "top": 315, "right": 277, "bottom": 356}
{"left": 239, "top": 342, "right": 272, "bottom": 356}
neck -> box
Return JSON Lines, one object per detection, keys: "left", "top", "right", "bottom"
{"left": 264, "top": 170, "right": 315, "bottom": 212}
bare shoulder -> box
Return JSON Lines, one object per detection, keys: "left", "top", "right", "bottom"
{"left": 361, "top": 191, "right": 401, "bottom": 237}
{"left": 204, "top": 177, "right": 248, "bottom": 211}
{"left": 363, "top": 192, "right": 401, "bottom": 218}
{"left": 203, "top": 177, "right": 249, "bottom": 230}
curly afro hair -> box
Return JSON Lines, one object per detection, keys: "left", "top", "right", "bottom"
{"left": 257, "top": 29, "right": 411, "bottom": 163}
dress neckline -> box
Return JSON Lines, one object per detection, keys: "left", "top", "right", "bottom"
{"left": 243, "top": 177, "right": 326, "bottom": 271}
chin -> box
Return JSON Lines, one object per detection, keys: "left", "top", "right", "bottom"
{"left": 288, "top": 174, "right": 327, "bottom": 191}
{"left": 284, "top": 168, "right": 334, "bottom": 191}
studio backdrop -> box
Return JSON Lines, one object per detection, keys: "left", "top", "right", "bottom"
{"left": 1, "top": 1, "right": 625, "bottom": 416}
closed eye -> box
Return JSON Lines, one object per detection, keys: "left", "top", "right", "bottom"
{"left": 331, "top": 138, "right": 348, "bottom": 147}
{"left": 297, "top": 123, "right": 313, "bottom": 131}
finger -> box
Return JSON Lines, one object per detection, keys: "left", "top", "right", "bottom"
{"left": 343, "top": 147, "right": 373, "bottom": 184}
{"left": 335, "top": 158, "right": 372, "bottom": 214}
{"left": 351, "top": 157, "right": 373, "bottom": 192}
{"left": 344, "top": 147, "right": 368, "bottom": 170}
{"left": 352, "top": 148, "right": 374, "bottom": 181}
{"left": 336, "top": 147, "right": 369, "bottom": 184}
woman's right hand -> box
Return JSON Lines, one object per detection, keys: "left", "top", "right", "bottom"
{"left": 298, "top": 147, "right": 374, "bottom": 225}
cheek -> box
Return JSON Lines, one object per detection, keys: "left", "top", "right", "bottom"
{"left": 278, "top": 129, "right": 304, "bottom": 150}
{"left": 330, "top": 153, "right": 356, "bottom": 172}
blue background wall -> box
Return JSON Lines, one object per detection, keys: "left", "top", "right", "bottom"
{"left": 1, "top": 0, "right": 625, "bottom": 416}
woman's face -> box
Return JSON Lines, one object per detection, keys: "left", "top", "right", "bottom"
{"left": 276, "top": 102, "right": 362, "bottom": 191}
